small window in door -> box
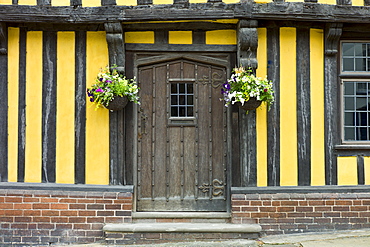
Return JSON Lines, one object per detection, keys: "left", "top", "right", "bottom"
{"left": 169, "top": 82, "right": 196, "bottom": 125}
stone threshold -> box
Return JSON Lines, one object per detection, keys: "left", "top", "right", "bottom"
{"left": 132, "top": 212, "right": 231, "bottom": 219}
{"left": 103, "top": 222, "right": 262, "bottom": 233}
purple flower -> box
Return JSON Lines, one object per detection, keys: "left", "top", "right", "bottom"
{"left": 99, "top": 77, "right": 103, "bottom": 81}
{"left": 96, "top": 88, "right": 104, "bottom": 93}
{"left": 223, "top": 83, "right": 231, "bottom": 91}
{"left": 106, "top": 80, "right": 112, "bottom": 83}
{"left": 90, "top": 97, "right": 94, "bottom": 102}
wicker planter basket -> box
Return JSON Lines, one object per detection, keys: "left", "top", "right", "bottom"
{"left": 106, "top": 96, "right": 128, "bottom": 111}
{"left": 236, "top": 97, "right": 262, "bottom": 111}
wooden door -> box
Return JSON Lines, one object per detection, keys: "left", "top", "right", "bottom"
{"left": 136, "top": 55, "right": 229, "bottom": 211}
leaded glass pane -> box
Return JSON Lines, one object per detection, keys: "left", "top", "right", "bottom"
{"left": 343, "top": 58, "right": 354, "bottom": 71}
{"left": 170, "top": 82, "right": 194, "bottom": 118}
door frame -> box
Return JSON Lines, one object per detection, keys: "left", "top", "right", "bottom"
{"left": 130, "top": 52, "right": 235, "bottom": 213}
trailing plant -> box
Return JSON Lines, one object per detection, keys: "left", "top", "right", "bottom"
{"left": 221, "top": 67, "right": 274, "bottom": 110}
{"left": 87, "top": 66, "right": 140, "bottom": 109}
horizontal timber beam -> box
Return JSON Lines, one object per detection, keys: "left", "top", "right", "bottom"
{"left": 1, "top": 3, "right": 370, "bottom": 24}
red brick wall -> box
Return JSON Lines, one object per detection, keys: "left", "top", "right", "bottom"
{"left": 231, "top": 193, "right": 370, "bottom": 235}
{"left": 0, "top": 189, "right": 133, "bottom": 246}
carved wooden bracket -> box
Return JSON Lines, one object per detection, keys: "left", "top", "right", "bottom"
{"left": 104, "top": 22, "right": 125, "bottom": 74}
{"left": 237, "top": 20, "right": 258, "bottom": 69}
{"left": 325, "top": 23, "right": 343, "bottom": 56}
{"left": 0, "top": 23, "right": 7, "bottom": 55}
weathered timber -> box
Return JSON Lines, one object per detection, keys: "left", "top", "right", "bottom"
{"left": 357, "top": 155, "right": 365, "bottom": 185}
{"left": 1, "top": 4, "right": 370, "bottom": 24}
{"left": 41, "top": 31, "right": 57, "bottom": 183}
{"left": 105, "top": 22, "right": 126, "bottom": 185}
{"left": 237, "top": 19, "right": 258, "bottom": 187}
{"left": 17, "top": 28, "right": 27, "bottom": 183}
{"left": 267, "top": 25, "right": 280, "bottom": 186}
{"left": 0, "top": 23, "right": 8, "bottom": 182}
{"left": 296, "top": 27, "right": 311, "bottom": 186}
{"left": 102, "top": 0, "right": 117, "bottom": 5}
{"left": 123, "top": 22, "right": 236, "bottom": 31}
{"left": 75, "top": 31, "right": 86, "bottom": 184}
{"left": 324, "top": 23, "right": 341, "bottom": 185}
{"left": 125, "top": 44, "right": 236, "bottom": 52}
{"left": 193, "top": 31, "right": 205, "bottom": 44}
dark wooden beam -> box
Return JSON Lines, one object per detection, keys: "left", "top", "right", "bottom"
{"left": 324, "top": 23, "right": 342, "bottom": 185}
{"left": 0, "top": 23, "right": 8, "bottom": 182}
{"left": 17, "top": 27, "right": 27, "bottom": 183}
{"left": 74, "top": 31, "right": 86, "bottom": 184}
{"left": 267, "top": 25, "right": 280, "bottom": 187}
{"left": 104, "top": 22, "right": 126, "bottom": 186}
{"left": 1, "top": 4, "right": 370, "bottom": 24}
{"left": 237, "top": 20, "right": 258, "bottom": 187}
{"left": 296, "top": 27, "right": 311, "bottom": 186}
{"left": 41, "top": 31, "right": 57, "bottom": 183}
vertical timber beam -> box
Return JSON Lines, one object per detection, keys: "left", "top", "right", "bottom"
{"left": 237, "top": 19, "right": 258, "bottom": 187}
{"left": 324, "top": 23, "right": 342, "bottom": 185}
{"left": 296, "top": 27, "right": 311, "bottom": 186}
{"left": 267, "top": 24, "right": 280, "bottom": 186}
{"left": 104, "top": 23, "right": 125, "bottom": 185}
{"left": 0, "top": 22, "right": 8, "bottom": 182}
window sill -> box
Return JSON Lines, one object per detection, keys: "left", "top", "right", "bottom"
{"left": 335, "top": 144, "right": 370, "bottom": 150}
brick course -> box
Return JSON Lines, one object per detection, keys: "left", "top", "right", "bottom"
{"left": 0, "top": 189, "right": 133, "bottom": 246}
{"left": 231, "top": 192, "right": 370, "bottom": 235}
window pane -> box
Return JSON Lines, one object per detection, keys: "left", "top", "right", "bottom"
{"left": 343, "top": 43, "right": 354, "bottom": 56}
{"left": 345, "top": 112, "right": 354, "bottom": 126}
{"left": 187, "top": 107, "right": 194, "bottom": 117}
{"left": 179, "top": 84, "right": 185, "bottom": 94}
{"left": 343, "top": 58, "right": 354, "bottom": 71}
{"left": 187, "top": 95, "right": 193, "bottom": 105}
{"left": 358, "top": 127, "right": 368, "bottom": 140}
{"left": 344, "top": 83, "right": 354, "bottom": 95}
{"left": 179, "top": 95, "right": 185, "bottom": 105}
{"left": 171, "top": 84, "right": 177, "bottom": 93}
{"left": 356, "top": 83, "right": 367, "bottom": 95}
{"left": 354, "top": 43, "right": 366, "bottom": 56}
{"left": 187, "top": 84, "right": 193, "bottom": 94}
{"left": 171, "top": 107, "right": 178, "bottom": 117}
{"left": 344, "top": 127, "right": 355, "bottom": 140}
{"left": 356, "top": 97, "right": 367, "bottom": 110}
{"left": 356, "top": 112, "right": 368, "bottom": 126}
{"left": 345, "top": 97, "right": 355, "bottom": 110}
{"left": 179, "top": 107, "right": 186, "bottom": 116}
{"left": 171, "top": 95, "right": 177, "bottom": 105}
{"left": 355, "top": 58, "right": 366, "bottom": 71}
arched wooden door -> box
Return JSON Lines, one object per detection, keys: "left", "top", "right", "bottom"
{"left": 136, "top": 54, "right": 230, "bottom": 212}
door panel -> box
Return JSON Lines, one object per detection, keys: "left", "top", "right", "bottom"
{"left": 136, "top": 56, "right": 229, "bottom": 212}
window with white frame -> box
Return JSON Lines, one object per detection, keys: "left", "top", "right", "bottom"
{"left": 341, "top": 42, "right": 370, "bottom": 142}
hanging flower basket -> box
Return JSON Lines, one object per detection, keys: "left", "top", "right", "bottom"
{"left": 106, "top": 96, "right": 128, "bottom": 111}
{"left": 221, "top": 67, "right": 274, "bottom": 113}
{"left": 86, "top": 65, "right": 140, "bottom": 110}
{"left": 236, "top": 97, "right": 262, "bottom": 111}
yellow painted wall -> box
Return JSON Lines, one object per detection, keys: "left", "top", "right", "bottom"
{"left": 254, "top": 0, "right": 273, "bottom": 3}
{"left": 364, "top": 157, "right": 370, "bottom": 185}
{"left": 52, "top": 0, "right": 70, "bottom": 6}
{"left": 206, "top": 30, "right": 237, "bottom": 45}
{"left": 116, "top": 0, "right": 137, "bottom": 5}
{"left": 125, "top": 32, "right": 155, "bottom": 44}
{"left": 25, "top": 31, "right": 43, "bottom": 183}
{"left": 0, "top": 0, "right": 12, "bottom": 4}
{"left": 85, "top": 32, "right": 110, "bottom": 185}
{"left": 168, "top": 31, "right": 192, "bottom": 44}
{"left": 153, "top": 0, "right": 173, "bottom": 4}
{"left": 82, "top": 0, "right": 101, "bottom": 7}
{"left": 18, "top": 0, "right": 36, "bottom": 5}
{"left": 352, "top": 0, "right": 363, "bottom": 5}
{"left": 318, "top": 0, "right": 336, "bottom": 4}
{"left": 189, "top": 0, "right": 207, "bottom": 3}
{"left": 56, "top": 32, "right": 75, "bottom": 184}
{"left": 279, "top": 27, "right": 297, "bottom": 186}
{"left": 310, "top": 29, "right": 325, "bottom": 186}
{"left": 256, "top": 28, "right": 268, "bottom": 187}
{"left": 337, "top": 156, "right": 358, "bottom": 185}
{"left": 7, "top": 27, "right": 20, "bottom": 182}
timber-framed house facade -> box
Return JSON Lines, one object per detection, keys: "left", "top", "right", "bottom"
{"left": 2, "top": 0, "right": 370, "bottom": 245}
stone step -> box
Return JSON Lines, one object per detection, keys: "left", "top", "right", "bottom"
{"left": 103, "top": 222, "right": 262, "bottom": 245}
{"left": 104, "top": 222, "right": 262, "bottom": 233}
